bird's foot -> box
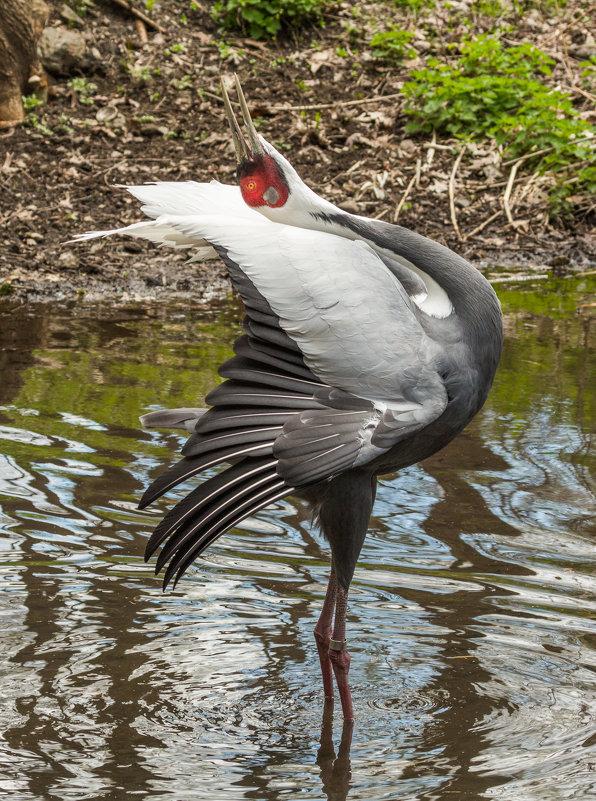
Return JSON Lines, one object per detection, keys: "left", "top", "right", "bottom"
{"left": 314, "top": 625, "right": 334, "bottom": 701}
{"left": 329, "top": 641, "right": 353, "bottom": 721}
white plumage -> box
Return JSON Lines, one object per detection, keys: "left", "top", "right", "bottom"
{"left": 72, "top": 78, "right": 503, "bottom": 721}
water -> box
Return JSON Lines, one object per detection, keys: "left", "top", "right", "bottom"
{"left": 0, "top": 278, "right": 595, "bottom": 801}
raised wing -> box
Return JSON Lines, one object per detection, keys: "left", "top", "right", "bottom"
{"left": 71, "top": 180, "right": 257, "bottom": 261}
{"left": 138, "top": 252, "right": 446, "bottom": 588}
{"left": 75, "top": 182, "right": 448, "bottom": 586}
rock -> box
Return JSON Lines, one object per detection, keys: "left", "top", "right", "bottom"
{"left": 123, "top": 241, "right": 143, "bottom": 253}
{"left": 570, "top": 33, "right": 596, "bottom": 60}
{"left": 59, "top": 251, "right": 77, "bottom": 269}
{"left": 429, "top": 179, "right": 448, "bottom": 195}
{"left": 38, "top": 27, "right": 85, "bottom": 75}
{"left": 139, "top": 123, "right": 170, "bottom": 137}
{"left": 339, "top": 199, "right": 360, "bottom": 214}
{"left": 96, "top": 106, "right": 126, "bottom": 129}
{"left": 399, "top": 138, "right": 416, "bottom": 155}
{"left": 145, "top": 274, "right": 166, "bottom": 287}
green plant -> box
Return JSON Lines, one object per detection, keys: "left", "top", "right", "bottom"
{"left": 22, "top": 112, "right": 53, "bottom": 136}
{"left": 217, "top": 39, "right": 243, "bottom": 60}
{"left": 212, "top": 0, "right": 330, "bottom": 40}
{"left": 580, "top": 61, "right": 596, "bottom": 91}
{"left": 472, "top": 0, "right": 505, "bottom": 15}
{"left": 403, "top": 35, "right": 589, "bottom": 155}
{"left": 22, "top": 94, "right": 52, "bottom": 134}
{"left": 170, "top": 74, "right": 193, "bottom": 90}
{"left": 549, "top": 165, "right": 596, "bottom": 220}
{"left": 392, "top": 0, "right": 434, "bottom": 11}
{"left": 126, "top": 63, "right": 154, "bottom": 82}
{"left": 512, "top": 0, "right": 565, "bottom": 13}
{"left": 54, "top": 113, "right": 74, "bottom": 134}
{"left": 68, "top": 77, "right": 98, "bottom": 104}
{"left": 403, "top": 35, "right": 595, "bottom": 216}
{"left": 370, "top": 28, "right": 415, "bottom": 62}
{"left": 67, "top": 0, "right": 92, "bottom": 16}
{"left": 22, "top": 94, "right": 43, "bottom": 113}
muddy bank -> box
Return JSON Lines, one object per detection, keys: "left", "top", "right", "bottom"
{"left": 1, "top": 0, "right": 594, "bottom": 303}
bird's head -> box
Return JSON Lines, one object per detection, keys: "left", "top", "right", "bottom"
{"left": 221, "top": 76, "right": 335, "bottom": 223}
{"left": 236, "top": 149, "right": 289, "bottom": 209}
{"left": 221, "top": 75, "right": 290, "bottom": 210}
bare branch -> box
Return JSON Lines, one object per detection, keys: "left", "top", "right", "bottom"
{"left": 503, "top": 161, "right": 520, "bottom": 226}
{"left": 105, "top": 0, "right": 165, "bottom": 33}
{"left": 449, "top": 144, "right": 467, "bottom": 240}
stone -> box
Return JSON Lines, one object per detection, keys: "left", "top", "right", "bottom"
{"left": 570, "top": 33, "right": 596, "bottom": 60}
{"left": 59, "top": 251, "right": 77, "bottom": 269}
{"left": 38, "top": 26, "right": 85, "bottom": 75}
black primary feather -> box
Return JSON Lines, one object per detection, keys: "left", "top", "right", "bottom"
{"left": 138, "top": 250, "right": 387, "bottom": 587}
{"left": 140, "top": 258, "right": 334, "bottom": 585}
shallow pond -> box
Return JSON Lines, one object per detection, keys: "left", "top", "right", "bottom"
{"left": 1, "top": 276, "right": 596, "bottom": 801}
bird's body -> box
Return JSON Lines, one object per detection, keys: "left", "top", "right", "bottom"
{"left": 75, "top": 78, "right": 503, "bottom": 720}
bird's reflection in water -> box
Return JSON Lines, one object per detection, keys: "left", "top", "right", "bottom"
{"left": 317, "top": 702, "right": 354, "bottom": 801}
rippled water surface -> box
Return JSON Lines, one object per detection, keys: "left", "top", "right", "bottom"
{"left": 1, "top": 278, "right": 596, "bottom": 801}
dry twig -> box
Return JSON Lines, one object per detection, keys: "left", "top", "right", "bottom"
{"left": 135, "top": 18, "right": 148, "bottom": 44}
{"left": 394, "top": 170, "right": 417, "bottom": 221}
{"left": 426, "top": 130, "right": 437, "bottom": 167}
{"left": 269, "top": 93, "right": 403, "bottom": 112}
{"left": 422, "top": 142, "right": 456, "bottom": 151}
{"left": 542, "top": 4, "right": 596, "bottom": 46}
{"left": 105, "top": 0, "right": 165, "bottom": 33}
{"left": 502, "top": 134, "right": 595, "bottom": 167}
{"left": 561, "top": 42, "right": 596, "bottom": 104}
{"left": 204, "top": 90, "right": 404, "bottom": 113}
{"left": 503, "top": 161, "right": 520, "bottom": 226}
{"left": 449, "top": 144, "right": 467, "bottom": 239}
{"left": 464, "top": 210, "right": 502, "bottom": 240}
{"left": 516, "top": 172, "right": 540, "bottom": 207}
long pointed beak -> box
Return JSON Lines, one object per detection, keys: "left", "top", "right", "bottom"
{"left": 220, "top": 75, "right": 265, "bottom": 163}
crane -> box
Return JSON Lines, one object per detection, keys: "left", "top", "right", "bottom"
{"left": 74, "top": 76, "right": 503, "bottom": 721}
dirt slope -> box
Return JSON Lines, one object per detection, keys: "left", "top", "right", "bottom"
{"left": 0, "top": 0, "right": 594, "bottom": 302}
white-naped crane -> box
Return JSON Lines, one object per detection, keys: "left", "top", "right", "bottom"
{"left": 74, "top": 76, "right": 503, "bottom": 721}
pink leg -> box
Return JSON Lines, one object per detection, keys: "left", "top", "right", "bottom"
{"left": 316, "top": 701, "right": 354, "bottom": 793}
{"left": 314, "top": 564, "right": 337, "bottom": 701}
{"left": 329, "top": 585, "right": 353, "bottom": 720}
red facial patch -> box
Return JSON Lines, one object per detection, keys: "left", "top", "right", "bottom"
{"left": 238, "top": 155, "right": 289, "bottom": 208}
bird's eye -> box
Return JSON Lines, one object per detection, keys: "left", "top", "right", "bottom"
{"left": 246, "top": 180, "right": 256, "bottom": 191}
